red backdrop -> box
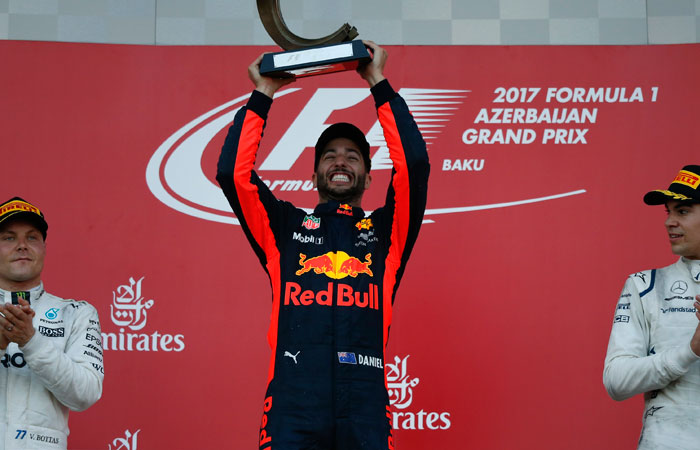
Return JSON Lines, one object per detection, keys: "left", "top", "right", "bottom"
{"left": 1, "top": 41, "right": 699, "bottom": 449}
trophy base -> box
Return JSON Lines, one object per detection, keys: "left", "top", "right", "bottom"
{"left": 260, "top": 40, "right": 371, "bottom": 78}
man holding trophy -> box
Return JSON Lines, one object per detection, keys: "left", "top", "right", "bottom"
{"left": 216, "top": 41, "right": 429, "bottom": 449}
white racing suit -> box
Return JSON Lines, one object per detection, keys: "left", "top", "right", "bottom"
{"left": 604, "top": 257, "right": 700, "bottom": 449}
{"left": 0, "top": 284, "right": 104, "bottom": 449}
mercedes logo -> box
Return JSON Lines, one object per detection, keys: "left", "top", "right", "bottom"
{"left": 671, "top": 280, "right": 688, "bottom": 294}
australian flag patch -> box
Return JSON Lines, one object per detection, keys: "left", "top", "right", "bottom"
{"left": 337, "top": 352, "right": 357, "bottom": 364}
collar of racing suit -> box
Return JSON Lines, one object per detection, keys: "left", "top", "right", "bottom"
{"left": 314, "top": 201, "right": 366, "bottom": 218}
{"left": 681, "top": 257, "right": 700, "bottom": 283}
{"left": 0, "top": 282, "right": 45, "bottom": 305}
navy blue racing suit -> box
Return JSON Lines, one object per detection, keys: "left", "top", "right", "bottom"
{"left": 217, "top": 80, "right": 429, "bottom": 449}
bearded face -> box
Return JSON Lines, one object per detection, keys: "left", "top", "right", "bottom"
{"left": 313, "top": 138, "right": 371, "bottom": 206}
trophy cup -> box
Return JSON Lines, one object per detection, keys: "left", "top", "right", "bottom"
{"left": 257, "top": 0, "right": 371, "bottom": 78}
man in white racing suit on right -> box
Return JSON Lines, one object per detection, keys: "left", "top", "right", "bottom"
{"left": 604, "top": 164, "right": 700, "bottom": 449}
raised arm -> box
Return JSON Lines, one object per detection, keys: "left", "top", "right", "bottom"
{"left": 366, "top": 43, "right": 429, "bottom": 286}
{"left": 215, "top": 55, "right": 296, "bottom": 270}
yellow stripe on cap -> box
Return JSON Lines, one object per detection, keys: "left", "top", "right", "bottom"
{"left": 0, "top": 200, "right": 42, "bottom": 219}
{"left": 673, "top": 170, "right": 700, "bottom": 190}
{"left": 652, "top": 190, "right": 691, "bottom": 201}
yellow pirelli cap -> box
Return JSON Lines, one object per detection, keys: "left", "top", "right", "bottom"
{"left": 644, "top": 165, "right": 700, "bottom": 205}
{"left": 0, "top": 197, "right": 48, "bottom": 238}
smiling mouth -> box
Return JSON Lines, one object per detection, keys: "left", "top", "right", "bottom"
{"left": 669, "top": 233, "right": 683, "bottom": 240}
{"left": 330, "top": 173, "right": 351, "bottom": 183}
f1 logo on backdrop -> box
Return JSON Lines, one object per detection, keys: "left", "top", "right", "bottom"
{"left": 147, "top": 87, "right": 586, "bottom": 225}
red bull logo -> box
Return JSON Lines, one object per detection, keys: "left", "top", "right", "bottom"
{"left": 284, "top": 281, "right": 380, "bottom": 309}
{"left": 337, "top": 204, "right": 353, "bottom": 216}
{"left": 259, "top": 396, "right": 272, "bottom": 448}
{"left": 296, "top": 252, "right": 373, "bottom": 279}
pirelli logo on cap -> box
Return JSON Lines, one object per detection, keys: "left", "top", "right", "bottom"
{"left": 0, "top": 200, "right": 42, "bottom": 217}
{"left": 673, "top": 170, "right": 700, "bottom": 190}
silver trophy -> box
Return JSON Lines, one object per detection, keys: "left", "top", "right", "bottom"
{"left": 257, "top": 0, "right": 371, "bottom": 78}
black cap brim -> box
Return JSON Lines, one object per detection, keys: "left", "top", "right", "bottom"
{"left": 643, "top": 189, "right": 693, "bottom": 205}
{"left": 643, "top": 165, "right": 700, "bottom": 205}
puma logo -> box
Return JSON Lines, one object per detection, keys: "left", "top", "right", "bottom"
{"left": 284, "top": 350, "right": 300, "bottom": 364}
